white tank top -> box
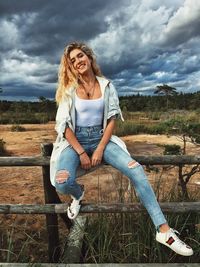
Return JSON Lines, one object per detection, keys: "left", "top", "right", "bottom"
{"left": 75, "top": 94, "right": 104, "bottom": 127}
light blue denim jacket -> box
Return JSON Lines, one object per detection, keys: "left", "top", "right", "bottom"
{"left": 50, "top": 76, "right": 129, "bottom": 186}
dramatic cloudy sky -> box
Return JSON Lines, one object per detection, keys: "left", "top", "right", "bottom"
{"left": 0, "top": 0, "right": 200, "bottom": 101}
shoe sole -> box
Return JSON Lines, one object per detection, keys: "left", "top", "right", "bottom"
{"left": 156, "top": 238, "right": 193, "bottom": 256}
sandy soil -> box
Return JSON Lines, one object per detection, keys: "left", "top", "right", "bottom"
{"left": 0, "top": 123, "right": 199, "bottom": 262}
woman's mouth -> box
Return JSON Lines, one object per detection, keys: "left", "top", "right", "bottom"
{"left": 77, "top": 63, "right": 86, "bottom": 69}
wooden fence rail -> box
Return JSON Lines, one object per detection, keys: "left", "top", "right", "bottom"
{"left": 0, "top": 202, "right": 200, "bottom": 214}
{"left": 1, "top": 155, "right": 200, "bottom": 166}
{"left": 0, "top": 143, "right": 200, "bottom": 264}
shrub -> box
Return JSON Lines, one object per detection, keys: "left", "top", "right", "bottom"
{"left": 36, "top": 113, "right": 50, "bottom": 123}
{"left": 11, "top": 124, "right": 26, "bottom": 132}
{"left": 148, "top": 123, "right": 168, "bottom": 134}
{"left": 187, "top": 123, "right": 200, "bottom": 134}
{"left": 147, "top": 111, "right": 161, "bottom": 120}
{"left": 163, "top": 144, "right": 182, "bottom": 155}
{"left": 193, "top": 135, "right": 200, "bottom": 144}
{"left": 116, "top": 121, "right": 148, "bottom": 136}
{"left": 0, "top": 138, "right": 6, "bottom": 156}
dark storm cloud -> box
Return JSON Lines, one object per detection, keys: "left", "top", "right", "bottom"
{"left": 1, "top": 82, "right": 55, "bottom": 99}
{"left": 0, "top": 0, "right": 120, "bottom": 59}
{"left": 0, "top": 0, "right": 200, "bottom": 101}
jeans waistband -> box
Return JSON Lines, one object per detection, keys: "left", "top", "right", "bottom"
{"left": 75, "top": 125, "right": 103, "bottom": 133}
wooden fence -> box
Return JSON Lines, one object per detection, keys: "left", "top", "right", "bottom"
{"left": 0, "top": 143, "right": 200, "bottom": 265}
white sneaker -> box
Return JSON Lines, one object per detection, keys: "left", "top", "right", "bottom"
{"left": 156, "top": 228, "right": 193, "bottom": 256}
{"left": 67, "top": 185, "right": 85, "bottom": 220}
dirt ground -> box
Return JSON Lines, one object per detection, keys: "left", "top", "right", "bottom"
{"left": 0, "top": 122, "right": 199, "bottom": 262}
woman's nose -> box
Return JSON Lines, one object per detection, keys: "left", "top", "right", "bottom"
{"left": 77, "top": 57, "right": 82, "bottom": 63}
{"left": 74, "top": 57, "right": 80, "bottom": 66}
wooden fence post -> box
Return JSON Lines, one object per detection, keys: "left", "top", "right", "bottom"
{"left": 41, "top": 143, "right": 61, "bottom": 262}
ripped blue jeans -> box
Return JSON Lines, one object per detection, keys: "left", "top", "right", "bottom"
{"left": 55, "top": 125, "right": 167, "bottom": 228}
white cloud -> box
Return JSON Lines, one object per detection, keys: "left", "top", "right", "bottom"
{"left": 154, "top": 71, "right": 167, "bottom": 78}
{"left": 0, "top": 19, "right": 19, "bottom": 51}
{"left": 160, "top": 0, "right": 200, "bottom": 44}
{"left": 91, "top": 1, "right": 173, "bottom": 64}
{"left": 1, "top": 49, "right": 57, "bottom": 86}
{"left": 185, "top": 70, "right": 200, "bottom": 92}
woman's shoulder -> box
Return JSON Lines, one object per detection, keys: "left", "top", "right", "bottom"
{"left": 64, "top": 86, "right": 75, "bottom": 97}
{"left": 96, "top": 76, "right": 111, "bottom": 87}
{"left": 96, "top": 76, "right": 116, "bottom": 97}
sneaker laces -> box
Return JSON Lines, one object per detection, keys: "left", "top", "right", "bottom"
{"left": 171, "top": 228, "right": 180, "bottom": 235}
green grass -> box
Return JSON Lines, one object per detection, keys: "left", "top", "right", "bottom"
{"left": 82, "top": 175, "right": 200, "bottom": 263}
{"left": 0, "top": 112, "right": 55, "bottom": 124}
{"left": 0, "top": 216, "right": 48, "bottom": 263}
{"left": 115, "top": 110, "right": 200, "bottom": 137}
{"left": 82, "top": 212, "right": 200, "bottom": 263}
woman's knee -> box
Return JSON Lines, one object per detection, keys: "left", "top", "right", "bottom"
{"left": 55, "top": 169, "right": 70, "bottom": 184}
{"left": 127, "top": 160, "right": 147, "bottom": 179}
{"left": 127, "top": 159, "right": 141, "bottom": 169}
{"left": 55, "top": 169, "right": 73, "bottom": 194}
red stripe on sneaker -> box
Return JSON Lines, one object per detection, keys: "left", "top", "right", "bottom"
{"left": 166, "top": 236, "right": 175, "bottom": 245}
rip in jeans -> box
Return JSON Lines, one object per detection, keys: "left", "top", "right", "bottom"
{"left": 128, "top": 160, "right": 140, "bottom": 169}
{"left": 56, "top": 169, "right": 70, "bottom": 183}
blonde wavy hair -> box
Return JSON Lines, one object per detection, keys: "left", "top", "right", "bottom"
{"left": 55, "top": 41, "right": 103, "bottom": 104}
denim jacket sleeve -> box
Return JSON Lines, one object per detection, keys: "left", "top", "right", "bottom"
{"left": 107, "top": 82, "right": 124, "bottom": 121}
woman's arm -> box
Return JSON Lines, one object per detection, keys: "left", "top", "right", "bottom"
{"left": 97, "top": 118, "right": 115, "bottom": 151}
{"left": 64, "top": 127, "right": 91, "bottom": 170}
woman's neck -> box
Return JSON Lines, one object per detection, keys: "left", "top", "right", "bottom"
{"left": 80, "top": 69, "right": 96, "bottom": 85}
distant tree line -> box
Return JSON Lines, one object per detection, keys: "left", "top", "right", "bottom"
{"left": 0, "top": 97, "right": 56, "bottom": 124}
{"left": 120, "top": 91, "right": 200, "bottom": 112}
{"left": 0, "top": 90, "right": 200, "bottom": 118}
{"left": 0, "top": 97, "right": 56, "bottom": 113}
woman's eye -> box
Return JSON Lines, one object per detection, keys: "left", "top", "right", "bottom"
{"left": 78, "top": 53, "right": 84, "bottom": 58}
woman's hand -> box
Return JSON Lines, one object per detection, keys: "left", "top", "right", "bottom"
{"left": 90, "top": 118, "right": 115, "bottom": 168}
{"left": 80, "top": 152, "right": 91, "bottom": 170}
{"left": 91, "top": 147, "right": 104, "bottom": 167}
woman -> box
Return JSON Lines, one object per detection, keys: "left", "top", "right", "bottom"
{"left": 50, "top": 41, "right": 193, "bottom": 256}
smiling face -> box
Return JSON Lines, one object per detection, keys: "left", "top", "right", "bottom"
{"left": 69, "top": 48, "right": 92, "bottom": 75}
